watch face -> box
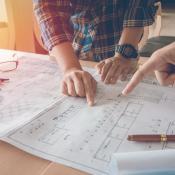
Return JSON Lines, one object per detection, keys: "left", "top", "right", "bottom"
{"left": 116, "top": 44, "right": 138, "bottom": 59}
{"left": 124, "top": 47, "right": 133, "bottom": 57}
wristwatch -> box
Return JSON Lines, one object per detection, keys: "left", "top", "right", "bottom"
{"left": 115, "top": 44, "right": 138, "bottom": 59}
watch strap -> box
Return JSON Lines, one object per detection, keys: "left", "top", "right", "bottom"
{"left": 115, "top": 44, "right": 138, "bottom": 59}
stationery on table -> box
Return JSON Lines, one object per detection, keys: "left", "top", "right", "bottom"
{"left": 127, "top": 134, "right": 175, "bottom": 142}
{"left": 1, "top": 51, "right": 175, "bottom": 175}
{"left": 109, "top": 150, "right": 175, "bottom": 175}
{"left": 0, "top": 53, "right": 18, "bottom": 84}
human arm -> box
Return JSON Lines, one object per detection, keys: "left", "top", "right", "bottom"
{"left": 122, "top": 42, "right": 175, "bottom": 95}
{"left": 96, "top": 0, "right": 157, "bottom": 84}
{"left": 51, "top": 42, "right": 97, "bottom": 106}
{"left": 96, "top": 27, "right": 143, "bottom": 84}
{"left": 33, "top": 0, "right": 97, "bottom": 105}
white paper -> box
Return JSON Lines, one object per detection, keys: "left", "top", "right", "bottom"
{"left": 0, "top": 54, "right": 63, "bottom": 136}
{"left": 2, "top": 76, "right": 175, "bottom": 175}
{"left": 1, "top": 50, "right": 175, "bottom": 175}
{"left": 109, "top": 150, "right": 175, "bottom": 175}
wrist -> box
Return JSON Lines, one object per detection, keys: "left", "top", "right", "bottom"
{"left": 114, "top": 52, "right": 126, "bottom": 60}
{"left": 115, "top": 44, "right": 138, "bottom": 59}
{"left": 63, "top": 65, "right": 82, "bottom": 75}
{"left": 51, "top": 42, "right": 82, "bottom": 74}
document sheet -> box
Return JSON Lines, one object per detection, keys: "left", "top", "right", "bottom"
{"left": 1, "top": 54, "right": 175, "bottom": 175}
{"left": 0, "top": 54, "right": 62, "bottom": 136}
{"left": 110, "top": 150, "right": 175, "bottom": 175}
{"left": 1, "top": 52, "right": 175, "bottom": 175}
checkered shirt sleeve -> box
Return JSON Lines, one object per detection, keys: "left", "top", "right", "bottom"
{"left": 33, "top": 0, "right": 73, "bottom": 51}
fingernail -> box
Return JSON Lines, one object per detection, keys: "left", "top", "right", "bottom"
{"left": 110, "top": 79, "right": 115, "bottom": 84}
{"left": 88, "top": 101, "right": 93, "bottom": 106}
{"left": 104, "top": 79, "right": 109, "bottom": 84}
{"left": 122, "top": 89, "right": 127, "bottom": 95}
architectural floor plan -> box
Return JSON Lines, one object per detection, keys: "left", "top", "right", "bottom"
{"left": 3, "top": 79, "right": 175, "bottom": 175}
{"left": 1, "top": 53, "right": 175, "bottom": 175}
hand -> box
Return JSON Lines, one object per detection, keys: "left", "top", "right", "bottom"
{"left": 95, "top": 56, "right": 138, "bottom": 84}
{"left": 61, "top": 68, "right": 97, "bottom": 106}
{"left": 122, "top": 43, "right": 175, "bottom": 95}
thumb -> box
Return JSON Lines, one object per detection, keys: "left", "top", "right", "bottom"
{"left": 156, "top": 73, "right": 175, "bottom": 86}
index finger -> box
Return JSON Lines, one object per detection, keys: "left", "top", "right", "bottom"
{"left": 95, "top": 61, "right": 105, "bottom": 74}
{"left": 122, "top": 59, "right": 156, "bottom": 95}
{"left": 82, "top": 73, "right": 95, "bottom": 106}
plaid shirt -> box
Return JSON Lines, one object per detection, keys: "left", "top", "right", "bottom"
{"left": 33, "top": 0, "right": 157, "bottom": 61}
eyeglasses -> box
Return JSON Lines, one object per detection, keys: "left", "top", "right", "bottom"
{"left": 0, "top": 53, "right": 18, "bottom": 72}
{"left": 0, "top": 53, "right": 18, "bottom": 85}
{"left": 0, "top": 60, "right": 18, "bottom": 72}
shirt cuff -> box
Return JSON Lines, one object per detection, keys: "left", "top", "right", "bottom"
{"left": 41, "top": 33, "right": 73, "bottom": 51}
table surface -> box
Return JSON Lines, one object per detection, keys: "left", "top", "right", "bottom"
{"left": 0, "top": 49, "right": 149, "bottom": 175}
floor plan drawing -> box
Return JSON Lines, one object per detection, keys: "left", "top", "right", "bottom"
{"left": 0, "top": 56, "right": 62, "bottom": 136}
{"left": 3, "top": 79, "right": 175, "bottom": 175}
{"left": 1, "top": 54, "right": 175, "bottom": 175}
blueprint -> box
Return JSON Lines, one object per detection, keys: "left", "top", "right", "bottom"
{"left": 2, "top": 72, "right": 175, "bottom": 175}
{"left": 0, "top": 54, "right": 63, "bottom": 136}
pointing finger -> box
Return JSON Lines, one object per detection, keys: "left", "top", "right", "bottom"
{"left": 122, "top": 59, "right": 156, "bottom": 95}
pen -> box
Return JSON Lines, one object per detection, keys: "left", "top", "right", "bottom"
{"left": 127, "top": 134, "right": 175, "bottom": 142}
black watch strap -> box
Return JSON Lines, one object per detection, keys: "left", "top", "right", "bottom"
{"left": 115, "top": 44, "right": 138, "bottom": 59}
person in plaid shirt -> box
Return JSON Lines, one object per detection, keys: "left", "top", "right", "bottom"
{"left": 33, "top": 0, "right": 157, "bottom": 106}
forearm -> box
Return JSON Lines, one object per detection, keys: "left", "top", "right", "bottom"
{"left": 118, "top": 27, "right": 143, "bottom": 47}
{"left": 51, "top": 42, "right": 82, "bottom": 73}
{"left": 114, "top": 27, "right": 143, "bottom": 59}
